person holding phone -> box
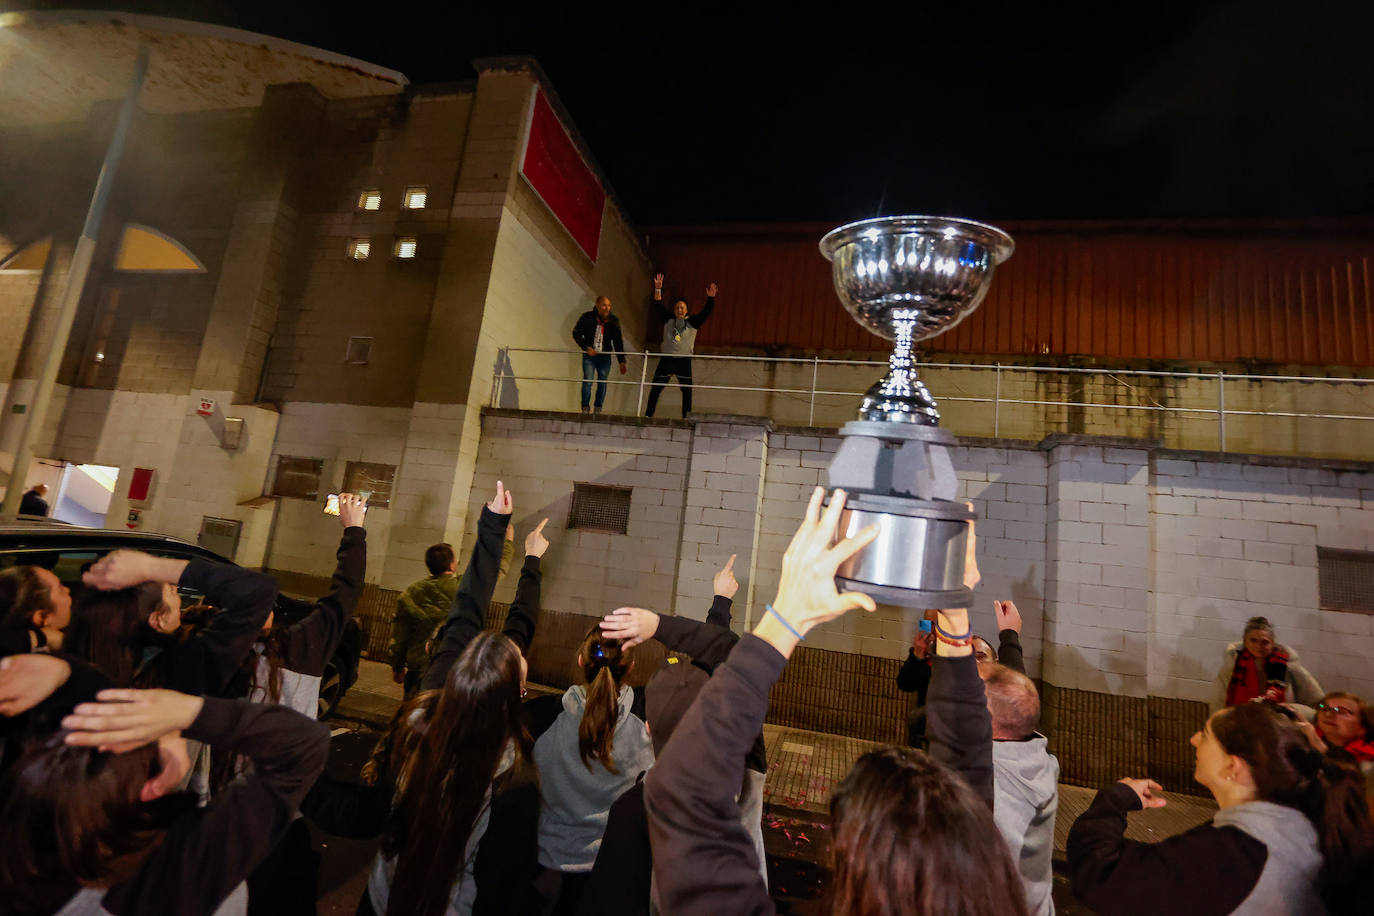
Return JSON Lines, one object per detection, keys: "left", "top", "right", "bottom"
{"left": 896, "top": 611, "right": 938, "bottom": 746}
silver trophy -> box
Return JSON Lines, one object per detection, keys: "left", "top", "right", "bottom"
{"left": 819, "top": 216, "right": 1014, "bottom": 608}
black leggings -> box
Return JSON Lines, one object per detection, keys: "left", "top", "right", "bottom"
{"left": 645, "top": 356, "right": 694, "bottom": 417}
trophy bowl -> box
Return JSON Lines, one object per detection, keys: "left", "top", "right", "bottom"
{"left": 820, "top": 216, "right": 1015, "bottom": 425}
{"left": 819, "top": 216, "right": 1015, "bottom": 343}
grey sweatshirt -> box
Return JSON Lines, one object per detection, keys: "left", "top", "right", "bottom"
{"left": 1213, "top": 801, "right": 1327, "bottom": 915}
{"left": 534, "top": 684, "right": 655, "bottom": 872}
{"left": 993, "top": 734, "right": 1060, "bottom": 916}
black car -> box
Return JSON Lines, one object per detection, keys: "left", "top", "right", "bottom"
{"left": 0, "top": 516, "right": 362, "bottom": 718}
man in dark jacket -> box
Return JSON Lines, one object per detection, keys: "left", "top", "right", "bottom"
{"left": 571, "top": 296, "right": 627, "bottom": 414}
{"left": 19, "top": 483, "right": 49, "bottom": 517}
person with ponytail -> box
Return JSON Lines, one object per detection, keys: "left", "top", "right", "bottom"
{"left": 532, "top": 624, "right": 654, "bottom": 915}
{"left": 1068, "top": 699, "right": 1374, "bottom": 914}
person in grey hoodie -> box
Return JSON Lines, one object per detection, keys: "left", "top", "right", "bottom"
{"left": 532, "top": 624, "right": 655, "bottom": 915}
{"left": 984, "top": 662, "right": 1059, "bottom": 916}
{"left": 1068, "top": 700, "right": 1374, "bottom": 915}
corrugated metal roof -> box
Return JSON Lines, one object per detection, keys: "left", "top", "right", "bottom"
{"left": 648, "top": 221, "right": 1374, "bottom": 366}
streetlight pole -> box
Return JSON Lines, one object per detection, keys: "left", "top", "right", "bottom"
{"left": 3, "top": 46, "right": 149, "bottom": 515}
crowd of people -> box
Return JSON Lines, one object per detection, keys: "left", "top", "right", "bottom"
{"left": 3, "top": 476, "right": 1374, "bottom": 915}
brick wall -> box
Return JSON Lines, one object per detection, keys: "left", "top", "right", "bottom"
{"left": 471, "top": 412, "right": 1374, "bottom": 709}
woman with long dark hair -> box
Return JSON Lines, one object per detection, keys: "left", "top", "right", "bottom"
{"left": 303, "top": 483, "right": 549, "bottom": 916}
{"left": 643, "top": 488, "right": 1027, "bottom": 916}
{"left": 66, "top": 549, "right": 277, "bottom": 696}
{"left": 304, "top": 631, "right": 533, "bottom": 916}
{"left": 0, "top": 655, "right": 329, "bottom": 916}
{"left": 1068, "top": 700, "right": 1374, "bottom": 914}
{"left": 532, "top": 624, "right": 654, "bottom": 914}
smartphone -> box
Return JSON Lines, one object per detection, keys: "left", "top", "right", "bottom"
{"left": 324, "top": 494, "right": 340, "bottom": 516}
{"left": 918, "top": 619, "right": 933, "bottom": 633}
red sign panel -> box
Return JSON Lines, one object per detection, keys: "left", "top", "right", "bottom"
{"left": 520, "top": 89, "right": 606, "bottom": 262}
{"left": 128, "top": 467, "right": 154, "bottom": 502}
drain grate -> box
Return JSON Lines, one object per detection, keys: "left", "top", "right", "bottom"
{"left": 568, "top": 482, "right": 633, "bottom": 534}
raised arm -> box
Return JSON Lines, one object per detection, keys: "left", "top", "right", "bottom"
{"left": 651, "top": 271, "right": 671, "bottom": 320}
{"left": 706, "top": 553, "right": 737, "bottom": 628}
{"left": 925, "top": 528, "right": 994, "bottom": 807}
{"left": 422, "top": 484, "right": 512, "bottom": 690}
{"left": 644, "top": 488, "right": 877, "bottom": 915}
{"left": 282, "top": 495, "right": 368, "bottom": 676}
{"left": 689, "top": 282, "right": 717, "bottom": 329}
{"left": 604, "top": 608, "right": 742, "bottom": 674}
{"left": 994, "top": 599, "right": 1026, "bottom": 676}
{"left": 501, "top": 519, "right": 549, "bottom": 654}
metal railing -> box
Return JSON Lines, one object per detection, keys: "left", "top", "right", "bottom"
{"left": 492, "top": 347, "right": 1374, "bottom": 453}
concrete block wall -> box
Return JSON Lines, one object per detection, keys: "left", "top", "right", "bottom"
{"left": 749, "top": 432, "right": 1048, "bottom": 675}
{"left": 467, "top": 413, "right": 1374, "bottom": 705}
{"left": 675, "top": 419, "right": 769, "bottom": 621}
{"left": 463, "top": 412, "right": 691, "bottom": 617}
{"left": 264, "top": 401, "right": 411, "bottom": 582}
{"left": 1044, "top": 442, "right": 1151, "bottom": 697}
{"left": 1150, "top": 456, "right": 1374, "bottom": 703}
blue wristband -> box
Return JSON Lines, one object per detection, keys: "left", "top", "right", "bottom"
{"left": 765, "top": 604, "right": 804, "bottom": 641}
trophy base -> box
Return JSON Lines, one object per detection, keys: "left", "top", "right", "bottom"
{"left": 835, "top": 578, "right": 975, "bottom": 611}
{"left": 830, "top": 492, "right": 975, "bottom": 610}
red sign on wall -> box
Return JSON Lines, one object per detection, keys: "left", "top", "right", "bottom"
{"left": 519, "top": 89, "right": 606, "bottom": 262}
{"left": 128, "top": 467, "right": 155, "bottom": 503}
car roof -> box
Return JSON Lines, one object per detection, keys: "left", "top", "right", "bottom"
{"left": 0, "top": 516, "right": 229, "bottom": 563}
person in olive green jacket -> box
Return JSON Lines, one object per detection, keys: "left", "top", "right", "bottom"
{"left": 391, "top": 543, "right": 458, "bottom": 698}
{"left": 391, "top": 532, "right": 515, "bottom": 697}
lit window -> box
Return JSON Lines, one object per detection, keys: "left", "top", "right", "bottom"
{"left": 358, "top": 189, "right": 381, "bottom": 211}
{"left": 394, "top": 238, "right": 418, "bottom": 259}
{"left": 347, "top": 238, "right": 371, "bottom": 260}
{"left": 403, "top": 186, "right": 428, "bottom": 209}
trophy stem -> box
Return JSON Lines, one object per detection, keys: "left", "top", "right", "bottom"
{"left": 858, "top": 308, "right": 940, "bottom": 425}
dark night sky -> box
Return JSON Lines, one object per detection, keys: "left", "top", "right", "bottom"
{"left": 15, "top": 0, "right": 1374, "bottom": 226}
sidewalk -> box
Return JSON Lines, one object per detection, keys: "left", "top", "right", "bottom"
{"left": 759, "top": 721, "right": 1216, "bottom": 865}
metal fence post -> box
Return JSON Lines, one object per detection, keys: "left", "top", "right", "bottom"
{"left": 994, "top": 362, "right": 1002, "bottom": 438}
{"left": 808, "top": 356, "right": 820, "bottom": 426}
{"left": 636, "top": 350, "right": 650, "bottom": 415}
{"left": 1217, "top": 370, "right": 1227, "bottom": 451}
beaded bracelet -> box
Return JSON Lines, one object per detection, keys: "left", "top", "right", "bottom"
{"left": 765, "top": 604, "right": 804, "bottom": 641}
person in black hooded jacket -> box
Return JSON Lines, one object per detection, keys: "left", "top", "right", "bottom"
{"left": 571, "top": 296, "right": 628, "bottom": 414}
